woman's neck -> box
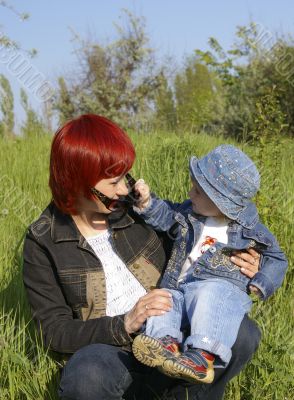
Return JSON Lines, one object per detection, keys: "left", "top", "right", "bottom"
{"left": 72, "top": 210, "right": 109, "bottom": 238}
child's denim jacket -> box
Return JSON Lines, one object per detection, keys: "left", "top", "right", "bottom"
{"left": 135, "top": 196, "right": 288, "bottom": 300}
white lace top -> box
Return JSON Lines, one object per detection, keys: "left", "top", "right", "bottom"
{"left": 86, "top": 230, "right": 146, "bottom": 316}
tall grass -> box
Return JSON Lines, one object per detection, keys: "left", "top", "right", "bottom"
{"left": 0, "top": 132, "right": 293, "bottom": 399}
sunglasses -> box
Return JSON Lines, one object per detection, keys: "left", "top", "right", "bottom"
{"left": 91, "top": 173, "right": 139, "bottom": 211}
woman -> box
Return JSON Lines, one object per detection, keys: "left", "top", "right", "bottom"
{"left": 23, "top": 114, "right": 261, "bottom": 400}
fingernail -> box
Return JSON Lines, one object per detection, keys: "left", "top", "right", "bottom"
{"left": 241, "top": 268, "right": 245, "bottom": 272}
{"left": 160, "top": 311, "right": 165, "bottom": 314}
{"left": 231, "top": 256, "right": 235, "bottom": 261}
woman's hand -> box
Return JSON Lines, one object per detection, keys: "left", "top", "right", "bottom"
{"left": 230, "top": 248, "right": 260, "bottom": 278}
{"left": 124, "top": 289, "right": 172, "bottom": 334}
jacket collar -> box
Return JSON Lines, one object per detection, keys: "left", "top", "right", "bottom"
{"left": 51, "top": 205, "right": 80, "bottom": 243}
{"left": 173, "top": 201, "right": 259, "bottom": 230}
{"left": 108, "top": 210, "right": 135, "bottom": 229}
{"left": 50, "top": 203, "right": 134, "bottom": 243}
{"left": 235, "top": 202, "right": 259, "bottom": 229}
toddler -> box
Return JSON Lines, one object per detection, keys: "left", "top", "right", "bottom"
{"left": 132, "top": 145, "right": 288, "bottom": 384}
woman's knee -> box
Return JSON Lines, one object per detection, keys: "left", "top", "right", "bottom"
{"left": 58, "top": 344, "right": 133, "bottom": 400}
{"left": 232, "top": 315, "right": 261, "bottom": 362}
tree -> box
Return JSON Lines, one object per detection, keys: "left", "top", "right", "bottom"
{"left": 195, "top": 23, "right": 294, "bottom": 138}
{"left": 55, "top": 77, "right": 75, "bottom": 125}
{"left": 174, "top": 58, "right": 219, "bottom": 132}
{"left": 0, "top": 1, "right": 30, "bottom": 50}
{"left": 53, "top": 10, "right": 163, "bottom": 128}
{"left": 0, "top": 74, "right": 14, "bottom": 137}
{"left": 20, "top": 88, "right": 46, "bottom": 138}
{"left": 153, "top": 71, "right": 177, "bottom": 130}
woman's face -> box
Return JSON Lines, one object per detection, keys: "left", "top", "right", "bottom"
{"left": 77, "top": 175, "right": 129, "bottom": 215}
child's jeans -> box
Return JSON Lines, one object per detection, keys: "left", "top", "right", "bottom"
{"left": 145, "top": 277, "right": 252, "bottom": 367}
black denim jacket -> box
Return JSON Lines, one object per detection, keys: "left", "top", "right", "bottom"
{"left": 23, "top": 203, "right": 167, "bottom": 354}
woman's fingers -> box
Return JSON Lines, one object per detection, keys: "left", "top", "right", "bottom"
{"left": 231, "top": 248, "right": 261, "bottom": 278}
{"left": 124, "top": 289, "right": 172, "bottom": 334}
{"left": 246, "top": 248, "right": 260, "bottom": 260}
{"left": 139, "top": 289, "right": 172, "bottom": 312}
{"left": 141, "top": 298, "right": 172, "bottom": 313}
{"left": 143, "top": 288, "right": 172, "bottom": 301}
{"left": 232, "top": 250, "right": 258, "bottom": 267}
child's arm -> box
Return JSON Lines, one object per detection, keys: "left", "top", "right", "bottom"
{"left": 133, "top": 179, "right": 186, "bottom": 232}
{"left": 249, "top": 284, "right": 262, "bottom": 297}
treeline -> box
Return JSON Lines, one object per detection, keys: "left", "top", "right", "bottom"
{"left": 1, "top": 10, "right": 294, "bottom": 140}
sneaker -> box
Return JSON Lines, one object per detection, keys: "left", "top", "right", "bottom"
{"left": 162, "top": 348, "right": 215, "bottom": 384}
{"left": 132, "top": 334, "right": 180, "bottom": 368}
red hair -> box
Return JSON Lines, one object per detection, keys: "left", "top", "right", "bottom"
{"left": 49, "top": 114, "right": 136, "bottom": 214}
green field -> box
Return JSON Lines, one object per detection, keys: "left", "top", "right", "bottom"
{"left": 0, "top": 132, "right": 293, "bottom": 399}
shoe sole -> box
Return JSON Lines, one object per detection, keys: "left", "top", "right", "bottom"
{"left": 162, "top": 357, "right": 215, "bottom": 384}
{"left": 132, "top": 335, "right": 179, "bottom": 368}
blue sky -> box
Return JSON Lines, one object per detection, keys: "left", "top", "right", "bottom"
{"left": 1, "top": 0, "right": 294, "bottom": 131}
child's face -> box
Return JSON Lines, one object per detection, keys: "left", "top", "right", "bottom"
{"left": 189, "top": 179, "right": 223, "bottom": 217}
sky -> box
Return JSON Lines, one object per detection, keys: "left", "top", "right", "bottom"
{"left": 1, "top": 0, "right": 294, "bottom": 132}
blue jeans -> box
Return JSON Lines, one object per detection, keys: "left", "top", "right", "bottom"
{"left": 58, "top": 316, "right": 261, "bottom": 400}
{"left": 145, "top": 278, "right": 252, "bottom": 366}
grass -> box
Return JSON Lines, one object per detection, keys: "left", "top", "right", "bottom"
{"left": 0, "top": 131, "right": 293, "bottom": 399}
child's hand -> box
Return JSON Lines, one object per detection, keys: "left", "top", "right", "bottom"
{"left": 134, "top": 179, "right": 151, "bottom": 209}
{"left": 249, "top": 284, "right": 262, "bottom": 298}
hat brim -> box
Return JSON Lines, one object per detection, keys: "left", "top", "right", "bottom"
{"left": 189, "top": 156, "right": 244, "bottom": 220}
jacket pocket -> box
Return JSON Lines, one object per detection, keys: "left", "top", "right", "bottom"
{"left": 242, "top": 229, "right": 272, "bottom": 248}
{"left": 58, "top": 268, "right": 87, "bottom": 307}
{"left": 128, "top": 255, "right": 161, "bottom": 290}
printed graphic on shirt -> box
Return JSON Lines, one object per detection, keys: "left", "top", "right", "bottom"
{"left": 200, "top": 236, "right": 217, "bottom": 254}
{"left": 178, "top": 216, "right": 229, "bottom": 281}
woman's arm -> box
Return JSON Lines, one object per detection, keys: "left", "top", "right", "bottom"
{"left": 23, "top": 230, "right": 173, "bottom": 354}
{"left": 23, "top": 231, "right": 132, "bottom": 354}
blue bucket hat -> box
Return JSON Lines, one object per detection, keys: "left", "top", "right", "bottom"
{"left": 189, "top": 145, "right": 260, "bottom": 221}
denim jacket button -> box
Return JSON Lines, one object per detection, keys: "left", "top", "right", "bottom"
{"left": 209, "top": 246, "right": 216, "bottom": 253}
{"left": 194, "top": 267, "right": 201, "bottom": 274}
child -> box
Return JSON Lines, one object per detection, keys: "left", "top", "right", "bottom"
{"left": 132, "top": 144, "right": 288, "bottom": 384}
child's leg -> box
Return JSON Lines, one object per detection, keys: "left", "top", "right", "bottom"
{"left": 184, "top": 279, "right": 252, "bottom": 367}
{"left": 145, "top": 288, "right": 184, "bottom": 341}
{"left": 132, "top": 288, "right": 184, "bottom": 369}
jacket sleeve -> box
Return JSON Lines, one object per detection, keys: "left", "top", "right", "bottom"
{"left": 249, "top": 235, "right": 288, "bottom": 301}
{"left": 133, "top": 194, "right": 189, "bottom": 232}
{"left": 23, "top": 230, "right": 133, "bottom": 354}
